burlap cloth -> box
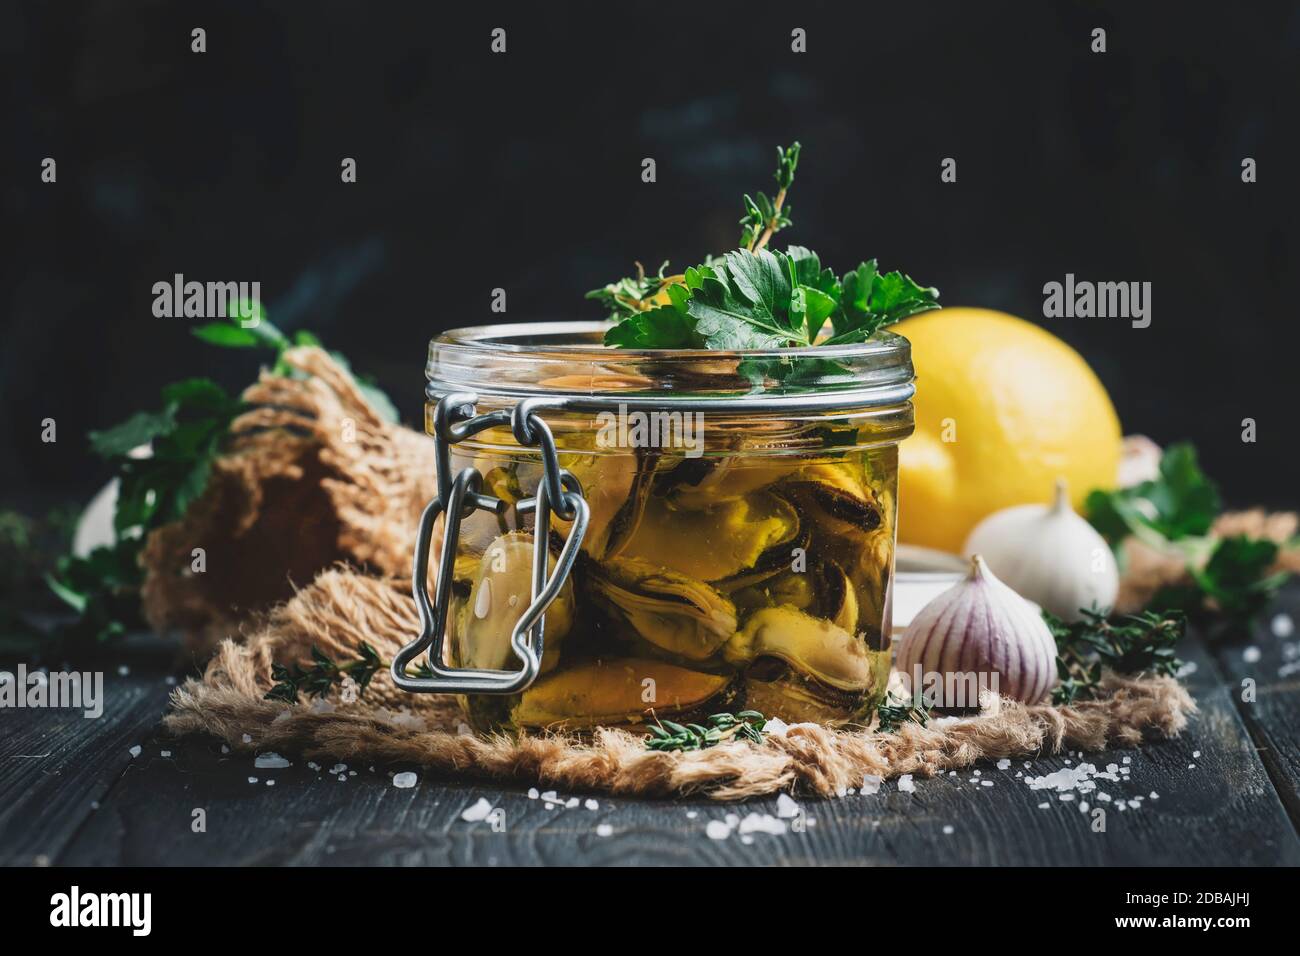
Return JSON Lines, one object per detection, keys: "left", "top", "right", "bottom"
{"left": 152, "top": 349, "right": 1294, "bottom": 800}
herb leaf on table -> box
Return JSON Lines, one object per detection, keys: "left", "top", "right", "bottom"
{"left": 1085, "top": 442, "right": 1293, "bottom": 629}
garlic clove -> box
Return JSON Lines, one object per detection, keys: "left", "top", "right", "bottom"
{"left": 895, "top": 554, "right": 1057, "bottom": 705}
{"left": 961, "top": 478, "right": 1119, "bottom": 623}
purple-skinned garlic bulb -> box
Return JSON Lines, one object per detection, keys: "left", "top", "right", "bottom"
{"left": 894, "top": 554, "right": 1057, "bottom": 706}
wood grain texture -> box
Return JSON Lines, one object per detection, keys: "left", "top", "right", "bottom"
{"left": 0, "top": 670, "right": 173, "bottom": 866}
{"left": 6, "top": 588, "right": 1299, "bottom": 867}
{"left": 1208, "top": 588, "right": 1300, "bottom": 830}
{"left": 50, "top": 626, "right": 1300, "bottom": 867}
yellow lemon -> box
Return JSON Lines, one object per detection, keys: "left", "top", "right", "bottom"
{"left": 892, "top": 308, "right": 1121, "bottom": 553}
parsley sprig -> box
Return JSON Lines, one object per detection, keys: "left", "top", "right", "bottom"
{"left": 1085, "top": 442, "right": 1294, "bottom": 629}
{"left": 875, "top": 695, "right": 932, "bottom": 733}
{"left": 45, "top": 303, "right": 397, "bottom": 645}
{"left": 594, "top": 142, "right": 940, "bottom": 353}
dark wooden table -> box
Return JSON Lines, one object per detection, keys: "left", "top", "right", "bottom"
{"left": 4, "top": 588, "right": 1299, "bottom": 867}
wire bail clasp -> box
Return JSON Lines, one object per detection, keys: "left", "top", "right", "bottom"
{"left": 391, "top": 392, "right": 588, "bottom": 695}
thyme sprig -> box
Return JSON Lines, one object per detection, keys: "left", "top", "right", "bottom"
{"left": 1046, "top": 608, "right": 1186, "bottom": 705}
{"left": 875, "top": 696, "right": 932, "bottom": 734}
{"left": 644, "top": 711, "right": 766, "bottom": 752}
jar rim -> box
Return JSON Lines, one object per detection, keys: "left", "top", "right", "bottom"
{"left": 426, "top": 320, "right": 914, "bottom": 410}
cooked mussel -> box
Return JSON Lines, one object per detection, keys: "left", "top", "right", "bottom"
{"left": 587, "top": 556, "right": 737, "bottom": 661}
{"left": 723, "top": 605, "right": 878, "bottom": 691}
{"left": 510, "top": 658, "right": 736, "bottom": 729}
{"left": 453, "top": 532, "right": 573, "bottom": 675}
{"left": 620, "top": 492, "right": 800, "bottom": 582}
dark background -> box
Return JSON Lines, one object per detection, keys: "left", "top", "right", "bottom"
{"left": 3, "top": 0, "right": 1298, "bottom": 514}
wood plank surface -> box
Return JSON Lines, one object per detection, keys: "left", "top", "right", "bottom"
{"left": 50, "top": 624, "right": 1300, "bottom": 867}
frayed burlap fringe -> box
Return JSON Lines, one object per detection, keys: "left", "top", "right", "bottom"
{"left": 140, "top": 347, "right": 438, "bottom": 657}
{"left": 164, "top": 569, "right": 1197, "bottom": 801}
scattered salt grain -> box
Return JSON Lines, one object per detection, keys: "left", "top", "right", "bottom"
{"left": 596, "top": 824, "right": 613, "bottom": 837}
{"left": 1015, "top": 771, "right": 1023, "bottom": 778}
{"left": 861, "top": 774, "right": 882, "bottom": 795}
{"left": 973, "top": 769, "right": 981, "bottom": 776}
{"left": 1122, "top": 756, "right": 1131, "bottom": 764}
{"left": 981, "top": 780, "right": 993, "bottom": 788}
{"left": 220, "top": 745, "right": 230, "bottom": 755}
{"left": 247, "top": 776, "right": 258, "bottom": 784}
{"left": 585, "top": 799, "right": 599, "bottom": 810}
{"left": 540, "top": 790, "right": 559, "bottom": 804}
{"left": 565, "top": 797, "right": 579, "bottom": 809}
{"left": 329, "top": 763, "right": 347, "bottom": 774}
{"left": 266, "top": 780, "right": 275, "bottom": 787}
{"left": 392, "top": 772, "right": 418, "bottom": 789}
{"left": 1188, "top": 764, "right": 1196, "bottom": 770}
{"left": 1149, "top": 792, "right": 1159, "bottom": 800}
{"left": 763, "top": 716, "right": 790, "bottom": 737}
{"left": 1064, "top": 759, "right": 1072, "bottom": 765}
{"left": 160, "top": 749, "right": 172, "bottom": 758}
{"left": 128, "top": 745, "right": 142, "bottom": 758}
{"left": 686, "top": 810, "right": 698, "bottom": 819}
{"left": 1192, "top": 750, "right": 1201, "bottom": 758}
{"left": 705, "top": 820, "right": 732, "bottom": 840}
{"left": 1271, "top": 613, "right": 1294, "bottom": 638}
{"left": 996, "top": 758, "right": 1011, "bottom": 770}
{"left": 117, "top": 665, "right": 130, "bottom": 676}
{"left": 307, "top": 761, "right": 320, "bottom": 771}
{"left": 241, "top": 733, "right": 252, "bottom": 744}
{"left": 942, "top": 825, "right": 954, "bottom": 835}
{"left": 1243, "top": 646, "right": 1262, "bottom": 664}
{"left": 1079, "top": 801, "right": 1088, "bottom": 813}
{"left": 897, "top": 774, "right": 916, "bottom": 793}
{"left": 254, "top": 752, "right": 290, "bottom": 769}
{"left": 527, "top": 788, "right": 539, "bottom": 800}
{"left": 738, "top": 813, "right": 787, "bottom": 836}
{"left": 1059, "top": 793, "right": 1075, "bottom": 801}
{"left": 776, "top": 793, "right": 801, "bottom": 819}
{"left": 337, "top": 774, "right": 347, "bottom": 782}
{"left": 1037, "top": 802, "right": 1050, "bottom": 809}
{"left": 460, "top": 798, "right": 494, "bottom": 822}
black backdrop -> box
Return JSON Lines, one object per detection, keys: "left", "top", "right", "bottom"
{"left": 3, "top": 1, "right": 1298, "bottom": 512}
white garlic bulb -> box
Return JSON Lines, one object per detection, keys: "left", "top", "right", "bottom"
{"left": 962, "top": 479, "right": 1119, "bottom": 623}
{"left": 895, "top": 555, "right": 1057, "bottom": 705}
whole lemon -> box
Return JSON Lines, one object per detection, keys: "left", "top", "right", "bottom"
{"left": 892, "top": 308, "right": 1121, "bottom": 553}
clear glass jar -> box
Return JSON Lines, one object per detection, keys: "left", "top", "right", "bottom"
{"left": 417, "top": 321, "right": 915, "bottom": 732}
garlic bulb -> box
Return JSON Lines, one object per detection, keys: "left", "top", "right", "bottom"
{"left": 962, "top": 479, "right": 1119, "bottom": 623}
{"left": 895, "top": 555, "right": 1057, "bottom": 705}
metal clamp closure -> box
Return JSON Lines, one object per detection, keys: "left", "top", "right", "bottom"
{"left": 391, "top": 392, "right": 588, "bottom": 695}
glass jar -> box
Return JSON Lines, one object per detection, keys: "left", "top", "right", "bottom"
{"left": 394, "top": 321, "right": 915, "bottom": 733}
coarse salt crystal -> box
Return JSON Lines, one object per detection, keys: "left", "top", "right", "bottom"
{"left": 705, "top": 820, "right": 732, "bottom": 840}
{"left": 738, "top": 813, "right": 787, "bottom": 836}
{"left": 1122, "top": 756, "right": 1131, "bottom": 764}
{"left": 1037, "top": 802, "right": 1050, "bottom": 809}
{"left": 897, "top": 774, "right": 916, "bottom": 793}
{"left": 1271, "top": 613, "right": 1294, "bottom": 638}
{"left": 248, "top": 776, "right": 259, "bottom": 784}
{"left": 686, "top": 810, "right": 698, "bottom": 819}
{"left": 763, "top": 716, "right": 790, "bottom": 737}
{"left": 254, "top": 753, "right": 290, "bottom": 769}
{"left": 528, "top": 788, "right": 539, "bottom": 799}
{"left": 392, "top": 772, "right": 418, "bottom": 789}
{"left": 242, "top": 734, "right": 252, "bottom": 744}
{"left": 460, "top": 798, "right": 494, "bottom": 822}
{"left": 596, "top": 824, "right": 613, "bottom": 837}
{"left": 1243, "top": 646, "right": 1262, "bottom": 663}
{"left": 1059, "top": 793, "right": 1075, "bottom": 801}
{"left": 585, "top": 798, "right": 599, "bottom": 810}
{"left": 1150, "top": 792, "right": 1159, "bottom": 799}
{"left": 973, "top": 769, "right": 981, "bottom": 776}
{"left": 942, "top": 825, "right": 954, "bottom": 835}
{"left": 266, "top": 780, "right": 275, "bottom": 787}
{"left": 981, "top": 780, "right": 993, "bottom": 788}
{"left": 329, "top": 763, "right": 347, "bottom": 774}
{"left": 566, "top": 797, "right": 579, "bottom": 809}
{"left": 129, "top": 745, "right": 142, "bottom": 758}
{"left": 861, "top": 774, "right": 882, "bottom": 794}
{"left": 1192, "top": 750, "right": 1201, "bottom": 758}
{"left": 996, "top": 759, "right": 1011, "bottom": 770}
{"left": 776, "top": 793, "right": 801, "bottom": 819}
